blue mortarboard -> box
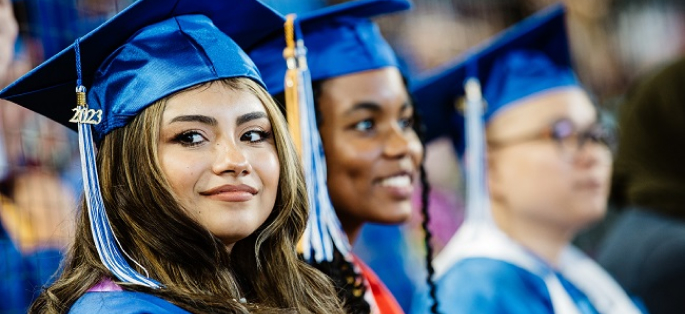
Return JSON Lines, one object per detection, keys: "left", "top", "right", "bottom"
{"left": 412, "top": 4, "right": 578, "bottom": 226}
{"left": 250, "top": 0, "right": 411, "bottom": 94}
{"left": 0, "top": 0, "right": 284, "bottom": 288}
{"left": 1, "top": 0, "right": 284, "bottom": 141}
{"left": 412, "top": 4, "right": 578, "bottom": 156}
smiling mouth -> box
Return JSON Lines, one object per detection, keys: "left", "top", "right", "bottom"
{"left": 377, "top": 174, "right": 413, "bottom": 188}
{"left": 200, "top": 184, "right": 258, "bottom": 202}
{"left": 201, "top": 184, "right": 258, "bottom": 195}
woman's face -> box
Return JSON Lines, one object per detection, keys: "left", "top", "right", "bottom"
{"left": 157, "top": 82, "right": 279, "bottom": 248}
{"left": 487, "top": 88, "right": 612, "bottom": 232}
{"left": 317, "top": 67, "right": 423, "bottom": 235}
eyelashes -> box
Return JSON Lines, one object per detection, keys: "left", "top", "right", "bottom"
{"left": 171, "top": 129, "right": 273, "bottom": 147}
{"left": 350, "top": 115, "right": 415, "bottom": 133}
{"left": 172, "top": 130, "right": 206, "bottom": 147}
{"left": 240, "top": 129, "right": 272, "bottom": 143}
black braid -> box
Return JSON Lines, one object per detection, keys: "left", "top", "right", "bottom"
{"left": 419, "top": 163, "right": 439, "bottom": 314}
{"left": 410, "top": 80, "right": 440, "bottom": 314}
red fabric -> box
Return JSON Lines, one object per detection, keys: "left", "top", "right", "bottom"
{"left": 355, "top": 257, "right": 405, "bottom": 314}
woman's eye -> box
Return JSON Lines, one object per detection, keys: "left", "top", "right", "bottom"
{"left": 174, "top": 131, "right": 205, "bottom": 147}
{"left": 399, "top": 116, "right": 414, "bottom": 130}
{"left": 353, "top": 119, "right": 374, "bottom": 131}
{"left": 241, "top": 130, "right": 271, "bottom": 143}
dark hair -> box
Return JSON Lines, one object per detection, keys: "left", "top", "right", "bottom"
{"left": 274, "top": 76, "right": 440, "bottom": 314}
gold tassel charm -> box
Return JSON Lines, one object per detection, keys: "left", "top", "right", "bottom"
{"left": 69, "top": 85, "right": 102, "bottom": 125}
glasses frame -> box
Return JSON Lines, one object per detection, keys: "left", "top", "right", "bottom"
{"left": 487, "top": 117, "right": 616, "bottom": 156}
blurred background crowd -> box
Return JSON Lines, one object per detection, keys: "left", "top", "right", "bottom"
{"left": 0, "top": 0, "right": 684, "bottom": 313}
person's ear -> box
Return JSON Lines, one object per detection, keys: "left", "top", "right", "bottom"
{"left": 487, "top": 148, "right": 504, "bottom": 202}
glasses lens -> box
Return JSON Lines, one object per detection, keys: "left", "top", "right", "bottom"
{"left": 550, "top": 119, "right": 576, "bottom": 153}
{"left": 551, "top": 119, "right": 616, "bottom": 157}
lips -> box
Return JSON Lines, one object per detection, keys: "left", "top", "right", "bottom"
{"left": 200, "top": 184, "right": 258, "bottom": 202}
{"left": 201, "top": 184, "right": 258, "bottom": 195}
{"left": 373, "top": 171, "right": 414, "bottom": 200}
{"left": 574, "top": 179, "right": 603, "bottom": 190}
{"left": 378, "top": 174, "right": 412, "bottom": 188}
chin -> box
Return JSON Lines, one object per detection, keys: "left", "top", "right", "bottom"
{"left": 216, "top": 229, "right": 260, "bottom": 246}
{"left": 208, "top": 219, "right": 267, "bottom": 244}
{"left": 373, "top": 203, "right": 413, "bottom": 224}
{"left": 572, "top": 204, "right": 607, "bottom": 228}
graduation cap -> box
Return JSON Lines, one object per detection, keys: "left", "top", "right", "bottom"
{"left": 412, "top": 3, "right": 577, "bottom": 153}
{"left": 0, "top": 0, "right": 285, "bottom": 288}
{"left": 411, "top": 4, "right": 580, "bottom": 224}
{"left": 247, "top": 0, "right": 412, "bottom": 263}
{"left": 250, "top": 0, "right": 411, "bottom": 94}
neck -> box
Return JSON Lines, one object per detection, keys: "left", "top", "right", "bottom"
{"left": 339, "top": 215, "right": 363, "bottom": 245}
{"left": 224, "top": 242, "right": 235, "bottom": 253}
{"left": 491, "top": 201, "right": 575, "bottom": 267}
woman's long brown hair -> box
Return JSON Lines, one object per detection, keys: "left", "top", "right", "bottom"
{"left": 29, "top": 78, "right": 344, "bottom": 314}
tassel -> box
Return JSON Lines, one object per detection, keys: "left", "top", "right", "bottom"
{"left": 73, "top": 38, "right": 161, "bottom": 288}
{"left": 463, "top": 76, "right": 492, "bottom": 225}
{"left": 282, "top": 15, "right": 350, "bottom": 262}
{"left": 283, "top": 14, "right": 303, "bottom": 157}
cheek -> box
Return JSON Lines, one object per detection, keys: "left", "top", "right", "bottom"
{"left": 408, "top": 132, "right": 424, "bottom": 165}
{"left": 323, "top": 132, "right": 377, "bottom": 180}
{"left": 497, "top": 150, "right": 571, "bottom": 206}
{"left": 327, "top": 144, "right": 377, "bottom": 186}
{"left": 158, "top": 148, "right": 201, "bottom": 194}
{"left": 251, "top": 148, "right": 280, "bottom": 191}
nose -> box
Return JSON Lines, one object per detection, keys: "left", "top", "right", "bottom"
{"left": 212, "top": 140, "right": 252, "bottom": 176}
{"left": 382, "top": 124, "right": 413, "bottom": 159}
{"left": 574, "top": 143, "right": 612, "bottom": 168}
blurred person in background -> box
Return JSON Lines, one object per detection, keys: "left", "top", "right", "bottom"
{"left": 0, "top": 0, "right": 16, "bottom": 79}
{"left": 1, "top": 0, "right": 75, "bottom": 313}
{"left": 597, "top": 56, "right": 685, "bottom": 314}
{"left": 411, "top": 5, "right": 643, "bottom": 314}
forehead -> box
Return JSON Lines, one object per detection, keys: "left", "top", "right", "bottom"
{"left": 162, "top": 82, "right": 267, "bottom": 118}
{"left": 490, "top": 88, "right": 595, "bottom": 127}
{"left": 318, "top": 67, "right": 408, "bottom": 112}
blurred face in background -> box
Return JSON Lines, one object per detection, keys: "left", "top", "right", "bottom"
{"left": 486, "top": 88, "right": 612, "bottom": 235}
{"left": 316, "top": 67, "right": 423, "bottom": 239}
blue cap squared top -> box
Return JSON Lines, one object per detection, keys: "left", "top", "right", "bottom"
{"left": 411, "top": 4, "right": 579, "bottom": 156}
{"left": 0, "top": 0, "right": 286, "bottom": 142}
{"left": 249, "top": 0, "right": 412, "bottom": 95}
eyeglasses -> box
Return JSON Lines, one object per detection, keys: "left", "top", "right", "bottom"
{"left": 488, "top": 118, "right": 616, "bottom": 157}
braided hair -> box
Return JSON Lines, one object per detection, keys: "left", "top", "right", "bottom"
{"left": 411, "top": 91, "right": 440, "bottom": 314}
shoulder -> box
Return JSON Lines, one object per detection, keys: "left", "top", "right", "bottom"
{"left": 439, "top": 258, "right": 546, "bottom": 292}
{"left": 435, "top": 258, "right": 552, "bottom": 314}
{"left": 69, "top": 291, "right": 190, "bottom": 314}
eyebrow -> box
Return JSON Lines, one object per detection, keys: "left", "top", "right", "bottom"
{"left": 168, "top": 111, "right": 267, "bottom": 127}
{"left": 344, "top": 101, "right": 412, "bottom": 115}
{"left": 169, "top": 115, "right": 217, "bottom": 126}
{"left": 237, "top": 111, "right": 268, "bottom": 126}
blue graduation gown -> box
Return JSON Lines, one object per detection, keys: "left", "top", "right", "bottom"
{"left": 69, "top": 291, "right": 191, "bottom": 314}
{"left": 1, "top": 223, "right": 63, "bottom": 314}
{"left": 424, "top": 258, "right": 600, "bottom": 314}
{"left": 411, "top": 224, "right": 646, "bottom": 314}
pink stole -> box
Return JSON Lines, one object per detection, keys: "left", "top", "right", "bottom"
{"left": 88, "top": 277, "right": 123, "bottom": 292}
